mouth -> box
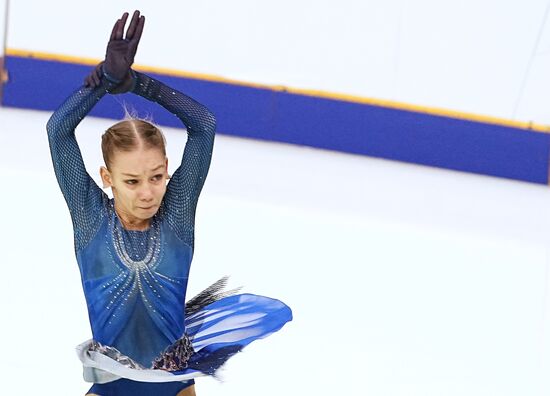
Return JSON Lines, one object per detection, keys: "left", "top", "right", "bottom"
{"left": 140, "top": 205, "right": 156, "bottom": 210}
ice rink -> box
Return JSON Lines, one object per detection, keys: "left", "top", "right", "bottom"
{"left": 1, "top": 105, "right": 550, "bottom": 395}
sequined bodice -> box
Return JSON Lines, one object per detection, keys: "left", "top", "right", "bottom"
{"left": 109, "top": 204, "right": 162, "bottom": 268}
{"left": 78, "top": 198, "right": 193, "bottom": 365}
{"left": 47, "top": 71, "right": 216, "bottom": 366}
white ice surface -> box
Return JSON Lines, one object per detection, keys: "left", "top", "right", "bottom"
{"left": 0, "top": 106, "right": 550, "bottom": 395}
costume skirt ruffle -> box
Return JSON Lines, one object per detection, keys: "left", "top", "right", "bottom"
{"left": 77, "top": 279, "right": 292, "bottom": 384}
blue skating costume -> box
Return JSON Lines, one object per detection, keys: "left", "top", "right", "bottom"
{"left": 47, "top": 71, "right": 292, "bottom": 395}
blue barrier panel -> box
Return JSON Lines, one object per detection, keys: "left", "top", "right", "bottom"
{"left": 3, "top": 54, "right": 550, "bottom": 184}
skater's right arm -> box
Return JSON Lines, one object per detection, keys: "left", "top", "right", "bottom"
{"left": 46, "top": 77, "right": 118, "bottom": 249}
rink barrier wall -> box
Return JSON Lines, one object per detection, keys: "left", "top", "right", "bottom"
{"left": 3, "top": 49, "right": 550, "bottom": 185}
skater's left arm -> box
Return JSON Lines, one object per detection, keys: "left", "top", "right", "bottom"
{"left": 131, "top": 72, "right": 216, "bottom": 248}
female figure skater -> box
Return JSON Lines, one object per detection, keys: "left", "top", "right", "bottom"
{"left": 47, "top": 10, "right": 292, "bottom": 396}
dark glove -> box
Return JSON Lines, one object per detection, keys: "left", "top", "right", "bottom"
{"left": 83, "top": 10, "right": 144, "bottom": 90}
{"left": 104, "top": 10, "right": 145, "bottom": 81}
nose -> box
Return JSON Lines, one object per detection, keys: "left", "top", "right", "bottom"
{"left": 138, "top": 185, "right": 155, "bottom": 202}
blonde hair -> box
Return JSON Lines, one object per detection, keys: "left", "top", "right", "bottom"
{"left": 101, "top": 117, "right": 166, "bottom": 168}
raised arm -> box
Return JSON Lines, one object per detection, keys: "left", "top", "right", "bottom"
{"left": 46, "top": 81, "right": 117, "bottom": 250}
{"left": 131, "top": 72, "right": 217, "bottom": 248}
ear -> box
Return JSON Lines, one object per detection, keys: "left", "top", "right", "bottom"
{"left": 165, "top": 157, "right": 171, "bottom": 180}
{"left": 100, "top": 166, "right": 113, "bottom": 188}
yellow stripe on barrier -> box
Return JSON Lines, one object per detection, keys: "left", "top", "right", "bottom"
{"left": 6, "top": 47, "right": 550, "bottom": 133}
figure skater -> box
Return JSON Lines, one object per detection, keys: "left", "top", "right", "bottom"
{"left": 47, "top": 10, "right": 292, "bottom": 396}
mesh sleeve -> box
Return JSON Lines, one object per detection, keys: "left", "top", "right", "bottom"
{"left": 132, "top": 72, "right": 216, "bottom": 248}
{"left": 46, "top": 78, "right": 117, "bottom": 251}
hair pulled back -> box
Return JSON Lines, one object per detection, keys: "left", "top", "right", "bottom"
{"left": 101, "top": 118, "right": 166, "bottom": 168}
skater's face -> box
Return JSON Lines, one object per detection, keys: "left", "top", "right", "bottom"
{"left": 100, "top": 147, "right": 169, "bottom": 222}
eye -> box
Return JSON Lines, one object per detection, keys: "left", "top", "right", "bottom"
{"left": 125, "top": 179, "right": 138, "bottom": 185}
{"left": 152, "top": 174, "right": 163, "bottom": 181}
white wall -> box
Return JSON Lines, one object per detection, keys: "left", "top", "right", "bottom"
{"left": 0, "top": 0, "right": 6, "bottom": 56}
{"left": 5, "top": 0, "right": 550, "bottom": 124}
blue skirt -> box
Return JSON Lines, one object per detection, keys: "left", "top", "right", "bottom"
{"left": 80, "top": 278, "right": 292, "bottom": 388}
